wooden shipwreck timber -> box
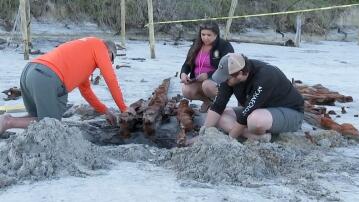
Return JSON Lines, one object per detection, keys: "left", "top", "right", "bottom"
{"left": 2, "top": 78, "right": 358, "bottom": 146}
{"left": 293, "top": 80, "right": 359, "bottom": 140}
{"left": 114, "top": 78, "right": 359, "bottom": 148}
{"left": 118, "top": 78, "right": 195, "bottom": 147}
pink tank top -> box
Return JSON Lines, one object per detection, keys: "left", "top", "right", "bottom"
{"left": 194, "top": 51, "right": 215, "bottom": 77}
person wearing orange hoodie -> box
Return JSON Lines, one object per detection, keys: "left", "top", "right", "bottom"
{"left": 0, "top": 37, "right": 128, "bottom": 134}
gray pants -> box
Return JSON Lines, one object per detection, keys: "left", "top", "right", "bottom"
{"left": 20, "top": 63, "right": 68, "bottom": 120}
{"left": 233, "top": 107, "right": 304, "bottom": 134}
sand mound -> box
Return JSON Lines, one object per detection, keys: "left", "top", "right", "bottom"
{"left": 162, "top": 127, "right": 355, "bottom": 187}
{"left": 0, "top": 118, "right": 110, "bottom": 188}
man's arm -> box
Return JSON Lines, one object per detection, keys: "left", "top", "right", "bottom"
{"left": 238, "top": 81, "right": 273, "bottom": 125}
{"left": 95, "top": 42, "right": 127, "bottom": 112}
{"left": 78, "top": 80, "right": 107, "bottom": 113}
{"left": 204, "top": 82, "right": 233, "bottom": 128}
{"left": 210, "top": 82, "right": 233, "bottom": 115}
{"left": 203, "top": 109, "right": 221, "bottom": 127}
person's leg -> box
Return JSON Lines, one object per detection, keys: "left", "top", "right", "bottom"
{"left": 199, "top": 79, "right": 218, "bottom": 113}
{"left": 182, "top": 82, "right": 212, "bottom": 112}
{"left": 202, "top": 79, "right": 218, "bottom": 99}
{"left": 20, "top": 63, "right": 38, "bottom": 117}
{"left": 0, "top": 114, "right": 36, "bottom": 134}
{"left": 1, "top": 64, "right": 67, "bottom": 135}
{"left": 28, "top": 64, "right": 68, "bottom": 120}
{"left": 246, "top": 109, "right": 273, "bottom": 134}
{"left": 266, "top": 107, "right": 304, "bottom": 134}
{"left": 242, "top": 107, "right": 304, "bottom": 141}
{"left": 217, "top": 108, "right": 252, "bottom": 139}
{"left": 242, "top": 109, "right": 273, "bottom": 141}
{"left": 0, "top": 114, "right": 10, "bottom": 134}
{"left": 217, "top": 108, "right": 238, "bottom": 133}
{"left": 182, "top": 82, "right": 208, "bottom": 101}
{"left": 0, "top": 63, "right": 38, "bottom": 135}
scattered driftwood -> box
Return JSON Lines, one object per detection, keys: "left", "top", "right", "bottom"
{"left": 130, "top": 57, "right": 146, "bottom": 62}
{"left": 293, "top": 80, "right": 359, "bottom": 140}
{"left": 293, "top": 80, "right": 353, "bottom": 105}
{"left": 116, "top": 65, "right": 131, "bottom": 69}
{"left": 2, "top": 87, "right": 21, "bottom": 101}
{"left": 230, "top": 38, "right": 295, "bottom": 47}
{"left": 115, "top": 44, "right": 126, "bottom": 50}
{"left": 176, "top": 99, "right": 195, "bottom": 147}
{"left": 304, "top": 112, "right": 359, "bottom": 141}
{"left": 90, "top": 74, "right": 101, "bottom": 85}
{"left": 29, "top": 49, "right": 45, "bottom": 55}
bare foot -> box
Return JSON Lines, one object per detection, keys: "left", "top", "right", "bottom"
{"left": 0, "top": 114, "right": 11, "bottom": 135}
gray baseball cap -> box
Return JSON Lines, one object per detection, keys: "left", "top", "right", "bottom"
{"left": 212, "top": 53, "right": 246, "bottom": 83}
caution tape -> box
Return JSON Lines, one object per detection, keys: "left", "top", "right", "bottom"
{"left": 145, "top": 3, "right": 359, "bottom": 27}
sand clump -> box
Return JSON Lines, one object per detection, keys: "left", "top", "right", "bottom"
{"left": 0, "top": 118, "right": 110, "bottom": 188}
{"left": 159, "top": 127, "right": 359, "bottom": 200}
{"left": 162, "top": 127, "right": 356, "bottom": 186}
{"left": 162, "top": 127, "right": 305, "bottom": 185}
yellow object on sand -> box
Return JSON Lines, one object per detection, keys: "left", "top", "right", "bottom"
{"left": 0, "top": 104, "right": 26, "bottom": 114}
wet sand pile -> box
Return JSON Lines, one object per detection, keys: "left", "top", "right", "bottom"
{"left": 0, "top": 118, "right": 110, "bottom": 188}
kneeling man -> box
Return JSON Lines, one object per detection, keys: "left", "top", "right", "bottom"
{"left": 203, "top": 53, "right": 304, "bottom": 141}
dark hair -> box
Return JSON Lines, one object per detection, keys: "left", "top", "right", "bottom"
{"left": 104, "top": 40, "right": 116, "bottom": 63}
{"left": 240, "top": 55, "right": 250, "bottom": 75}
{"left": 186, "top": 21, "right": 220, "bottom": 68}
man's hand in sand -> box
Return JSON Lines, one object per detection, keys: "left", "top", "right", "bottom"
{"left": 105, "top": 110, "right": 117, "bottom": 126}
{"left": 199, "top": 126, "right": 207, "bottom": 135}
{"left": 185, "top": 126, "right": 207, "bottom": 146}
{"left": 126, "top": 107, "right": 136, "bottom": 115}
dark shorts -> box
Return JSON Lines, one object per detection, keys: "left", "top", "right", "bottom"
{"left": 20, "top": 63, "right": 68, "bottom": 120}
{"left": 233, "top": 107, "right": 304, "bottom": 134}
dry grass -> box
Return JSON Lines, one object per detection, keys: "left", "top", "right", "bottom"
{"left": 0, "top": 0, "right": 358, "bottom": 34}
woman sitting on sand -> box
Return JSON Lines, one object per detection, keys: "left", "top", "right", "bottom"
{"left": 180, "top": 21, "right": 234, "bottom": 112}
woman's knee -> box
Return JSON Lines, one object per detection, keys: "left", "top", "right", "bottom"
{"left": 202, "top": 80, "right": 217, "bottom": 98}
{"left": 182, "top": 85, "right": 194, "bottom": 99}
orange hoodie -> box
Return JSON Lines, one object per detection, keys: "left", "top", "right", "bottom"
{"left": 32, "top": 37, "right": 127, "bottom": 113}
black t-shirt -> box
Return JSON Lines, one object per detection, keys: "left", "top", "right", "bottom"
{"left": 210, "top": 59, "right": 304, "bottom": 125}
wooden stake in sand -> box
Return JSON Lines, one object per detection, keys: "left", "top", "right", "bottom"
{"left": 224, "top": 0, "right": 238, "bottom": 40}
{"left": 19, "top": 0, "right": 31, "bottom": 60}
{"left": 147, "top": 0, "right": 156, "bottom": 58}
{"left": 120, "top": 0, "right": 126, "bottom": 48}
{"left": 295, "top": 14, "right": 302, "bottom": 47}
